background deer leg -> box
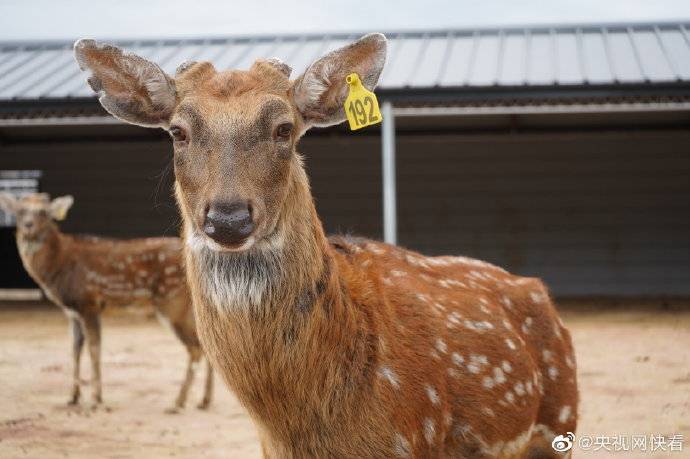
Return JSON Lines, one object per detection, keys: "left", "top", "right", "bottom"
{"left": 82, "top": 313, "right": 102, "bottom": 406}
{"left": 68, "top": 316, "right": 84, "bottom": 405}
{"left": 197, "top": 357, "right": 213, "bottom": 410}
{"left": 167, "top": 347, "right": 200, "bottom": 413}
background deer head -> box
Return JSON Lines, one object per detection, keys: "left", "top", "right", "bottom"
{"left": 0, "top": 193, "right": 74, "bottom": 239}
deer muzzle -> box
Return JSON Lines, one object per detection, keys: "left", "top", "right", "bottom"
{"left": 202, "top": 200, "right": 255, "bottom": 247}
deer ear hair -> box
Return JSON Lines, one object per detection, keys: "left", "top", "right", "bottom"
{"left": 0, "top": 192, "right": 19, "bottom": 215}
{"left": 74, "top": 39, "right": 176, "bottom": 128}
{"left": 292, "top": 33, "right": 387, "bottom": 130}
{"left": 265, "top": 58, "right": 292, "bottom": 78}
{"left": 50, "top": 195, "right": 74, "bottom": 221}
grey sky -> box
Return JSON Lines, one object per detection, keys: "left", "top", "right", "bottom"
{"left": 2, "top": 0, "right": 690, "bottom": 41}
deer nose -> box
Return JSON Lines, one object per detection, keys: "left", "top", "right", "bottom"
{"left": 203, "top": 200, "right": 255, "bottom": 246}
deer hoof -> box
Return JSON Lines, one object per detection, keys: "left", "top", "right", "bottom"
{"left": 197, "top": 400, "right": 210, "bottom": 410}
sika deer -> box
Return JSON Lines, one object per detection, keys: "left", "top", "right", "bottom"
{"left": 0, "top": 192, "right": 213, "bottom": 412}
{"left": 74, "top": 34, "right": 578, "bottom": 457}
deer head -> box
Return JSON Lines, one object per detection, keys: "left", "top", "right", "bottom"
{"left": 0, "top": 193, "right": 74, "bottom": 239}
{"left": 74, "top": 35, "right": 386, "bottom": 254}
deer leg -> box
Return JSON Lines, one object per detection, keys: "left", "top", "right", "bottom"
{"left": 197, "top": 357, "right": 214, "bottom": 410}
{"left": 68, "top": 316, "right": 85, "bottom": 405}
{"left": 82, "top": 314, "right": 102, "bottom": 406}
{"left": 166, "top": 348, "right": 199, "bottom": 413}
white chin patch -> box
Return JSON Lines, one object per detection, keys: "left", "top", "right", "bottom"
{"left": 186, "top": 232, "right": 255, "bottom": 253}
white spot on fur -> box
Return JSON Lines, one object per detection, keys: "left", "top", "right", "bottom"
{"left": 393, "top": 432, "right": 411, "bottom": 458}
{"left": 483, "top": 376, "right": 495, "bottom": 389}
{"left": 482, "top": 407, "right": 495, "bottom": 417}
{"left": 423, "top": 418, "right": 435, "bottom": 444}
{"left": 542, "top": 350, "right": 553, "bottom": 363}
{"left": 493, "top": 367, "right": 506, "bottom": 384}
{"left": 432, "top": 302, "right": 447, "bottom": 313}
{"left": 438, "top": 278, "right": 467, "bottom": 289}
{"left": 451, "top": 352, "right": 464, "bottom": 367}
{"left": 447, "top": 312, "right": 462, "bottom": 327}
{"left": 435, "top": 338, "right": 447, "bottom": 354}
{"left": 471, "top": 354, "right": 488, "bottom": 365}
{"left": 505, "top": 338, "right": 517, "bottom": 350}
{"left": 377, "top": 366, "right": 400, "bottom": 389}
{"left": 530, "top": 291, "right": 545, "bottom": 303}
{"left": 559, "top": 405, "right": 572, "bottom": 424}
{"left": 505, "top": 391, "right": 515, "bottom": 403}
{"left": 514, "top": 382, "right": 525, "bottom": 396}
{"left": 366, "top": 244, "right": 385, "bottom": 255}
{"left": 425, "top": 384, "right": 440, "bottom": 405}
{"left": 464, "top": 320, "right": 494, "bottom": 332}
{"left": 502, "top": 361, "right": 513, "bottom": 373}
{"left": 548, "top": 366, "right": 559, "bottom": 381}
{"left": 521, "top": 317, "right": 533, "bottom": 334}
{"left": 481, "top": 426, "right": 534, "bottom": 457}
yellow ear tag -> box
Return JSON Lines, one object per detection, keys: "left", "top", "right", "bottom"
{"left": 55, "top": 209, "right": 68, "bottom": 221}
{"left": 344, "top": 73, "right": 382, "bottom": 131}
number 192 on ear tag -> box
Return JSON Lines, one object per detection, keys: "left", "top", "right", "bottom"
{"left": 344, "top": 73, "right": 382, "bottom": 131}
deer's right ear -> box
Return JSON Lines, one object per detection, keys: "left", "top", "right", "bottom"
{"left": 50, "top": 195, "right": 74, "bottom": 221}
{"left": 0, "top": 192, "right": 18, "bottom": 215}
{"left": 74, "top": 39, "right": 176, "bottom": 128}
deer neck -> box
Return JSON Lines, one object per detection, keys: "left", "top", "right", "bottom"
{"left": 186, "top": 160, "right": 371, "bottom": 439}
{"left": 16, "top": 224, "right": 64, "bottom": 288}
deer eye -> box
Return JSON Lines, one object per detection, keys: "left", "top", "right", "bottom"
{"left": 274, "top": 123, "right": 293, "bottom": 142}
{"left": 169, "top": 125, "right": 188, "bottom": 143}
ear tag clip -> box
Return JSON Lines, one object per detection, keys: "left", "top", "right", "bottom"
{"left": 344, "top": 73, "right": 382, "bottom": 131}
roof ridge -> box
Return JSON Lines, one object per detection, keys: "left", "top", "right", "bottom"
{"left": 1, "top": 20, "right": 690, "bottom": 50}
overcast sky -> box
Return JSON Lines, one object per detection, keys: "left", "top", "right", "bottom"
{"left": 2, "top": 0, "right": 690, "bottom": 41}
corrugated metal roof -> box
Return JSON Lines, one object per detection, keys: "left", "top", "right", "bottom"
{"left": 1, "top": 22, "right": 689, "bottom": 102}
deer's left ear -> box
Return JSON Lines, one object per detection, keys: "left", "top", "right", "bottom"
{"left": 50, "top": 195, "right": 74, "bottom": 221}
{"left": 74, "top": 39, "right": 176, "bottom": 128}
{"left": 292, "top": 33, "right": 387, "bottom": 130}
{"left": 0, "top": 192, "right": 18, "bottom": 215}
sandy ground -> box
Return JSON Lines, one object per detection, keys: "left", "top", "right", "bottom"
{"left": 0, "top": 302, "right": 688, "bottom": 459}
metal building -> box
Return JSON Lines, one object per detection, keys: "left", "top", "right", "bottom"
{"left": 1, "top": 22, "right": 689, "bottom": 296}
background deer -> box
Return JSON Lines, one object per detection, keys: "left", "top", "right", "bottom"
{"left": 75, "top": 33, "right": 578, "bottom": 457}
{"left": 0, "top": 192, "right": 212, "bottom": 412}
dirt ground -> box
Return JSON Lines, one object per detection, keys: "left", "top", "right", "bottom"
{"left": 0, "top": 302, "right": 688, "bottom": 459}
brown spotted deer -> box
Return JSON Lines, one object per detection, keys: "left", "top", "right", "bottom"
{"left": 74, "top": 33, "right": 578, "bottom": 457}
{"left": 0, "top": 192, "right": 213, "bottom": 412}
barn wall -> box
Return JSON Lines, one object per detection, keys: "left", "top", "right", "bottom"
{"left": 1, "top": 128, "right": 689, "bottom": 296}
{"left": 396, "top": 130, "right": 690, "bottom": 296}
